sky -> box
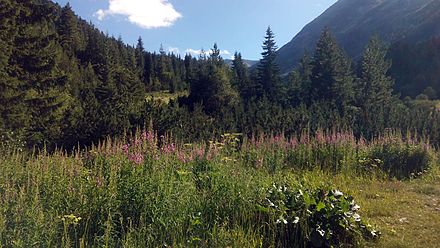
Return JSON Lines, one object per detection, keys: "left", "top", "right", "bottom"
{"left": 53, "top": 0, "right": 337, "bottom": 60}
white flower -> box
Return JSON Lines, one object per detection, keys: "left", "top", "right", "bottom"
{"left": 293, "top": 216, "right": 300, "bottom": 224}
{"left": 352, "top": 204, "right": 361, "bottom": 211}
{"left": 267, "top": 199, "right": 275, "bottom": 207}
{"left": 333, "top": 190, "right": 344, "bottom": 197}
{"left": 276, "top": 217, "right": 288, "bottom": 225}
{"left": 353, "top": 213, "right": 361, "bottom": 222}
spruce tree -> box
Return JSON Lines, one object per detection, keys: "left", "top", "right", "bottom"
{"left": 135, "top": 37, "right": 146, "bottom": 84}
{"left": 358, "top": 36, "right": 394, "bottom": 106}
{"left": 58, "top": 2, "right": 82, "bottom": 55}
{"left": 0, "top": 0, "right": 26, "bottom": 130}
{"left": 357, "top": 36, "right": 395, "bottom": 135}
{"left": 10, "top": 0, "right": 72, "bottom": 146}
{"left": 232, "top": 52, "right": 253, "bottom": 100}
{"left": 144, "top": 52, "right": 154, "bottom": 89}
{"left": 288, "top": 52, "right": 312, "bottom": 106}
{"left": 311, "top": 28, "right": 354, "bottom": 114}
{"left": 188, "top": 44, "right": 239, "bottom": 114}
{"left": 257, "top": 27, "right": 281, "bottom": 100}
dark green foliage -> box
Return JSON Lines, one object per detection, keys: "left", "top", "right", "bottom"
{"left": 422, "top": 87, "right": 437, "bottom": 100}
{"left": 9, "top": 0, "right": 72, "bottom": 146}
{"left": 258, "top": 183, "right": 379, "bottom": 248}
{"left": 0, "top": 0, "right": 191, "bottom": 148}
{"left": 58, "top": 3, "right": 82, "bottom": 55}
{"left": 187, "top": 44, "right": 239, "bottom": 115}
{"left": 388, "top": 38, "right": 440, "bottom": 98}
{"left": 310, "top": 28, "right": 354, "bottom": 115}
{"left": 355, "top": 37, "right": 395, "bottom": 137}
{"left": 0, "top": 0, "right": 23, "bottom": 131}
{"left": 257, "top": 27, "right": 282, "bottom": 101}
{"left": 287, "top": 53, "right": 313, "bottom": 106}
{"left": 369, "top": 141, "right": 434, "bottom": 179}
{"left": 1, "top": 0, "right": 440, "bottom": 151}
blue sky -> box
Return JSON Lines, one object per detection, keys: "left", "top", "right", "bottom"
{"left": 53, "top": 0, "right": 337, "bottom": 60}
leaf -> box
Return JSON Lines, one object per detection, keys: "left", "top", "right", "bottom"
{"left": 316, "top": 202, "right": 326, "bottom": 212}
{"left": 256, "top": 204, "right": 270, "bottom": 213}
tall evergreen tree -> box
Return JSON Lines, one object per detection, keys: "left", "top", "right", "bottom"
{"left": 288, "top": 52, "right": 313, "bottom": 106}
{"left": 232, "top": 52, "right": 253, "bottom": 100}
{"left": 10, "top": 0, "right": 72, "bottom": 146}
{"left": 144, "top": 52, "right": 154, "bottom": 89}
{"left": 135, "top": 37, "right": 146, "bottom": 84}
{"left": 58, "top": 2, "right": 82, "bottom": 55}
{"left": 356, "top": 36, "right": 395, "bottom": 135}
{"left": 357, "top": 36, "right": 394, "bottom": 107}
{"left": 311, "top": 28, "right": 354, "bottom": 114}
{"left": 188, "top": 44, "right": 239, "bottom": 114}
{"left": 210, "top": 43, "right": 223, "bottom": 66}
{"left": 257, "top": 27, "right": 281, "bottom": 100}
{"left": 0, "top": 0, "right": 25, "bottom": 130}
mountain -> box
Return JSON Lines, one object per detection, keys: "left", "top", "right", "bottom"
{"left": 275, "top": 0, "right": 440, "bottom": 74}
{"left": 224, "top": 59, "right": 258, "bottom": 68}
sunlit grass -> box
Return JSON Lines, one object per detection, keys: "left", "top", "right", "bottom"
{"left": 145, "top": 90, "right": 188, "bottom": 104}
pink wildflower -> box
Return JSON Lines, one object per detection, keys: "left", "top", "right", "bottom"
{"left": 129, "top": 153, "right": 144, "bottom": 165}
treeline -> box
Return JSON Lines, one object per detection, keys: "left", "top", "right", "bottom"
{"left": 150, "top": 28, "right": 440, "bottom": 145}
{"left": 1, "top": 0, "right": 439, "bottom": 150}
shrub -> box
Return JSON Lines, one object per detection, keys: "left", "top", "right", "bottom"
{"left": 369, "top": 141, "right": 434, "bottom": 179}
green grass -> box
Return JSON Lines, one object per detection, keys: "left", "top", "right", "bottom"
{"left": 0, "top": 131, "right": 438, "bottom": 247}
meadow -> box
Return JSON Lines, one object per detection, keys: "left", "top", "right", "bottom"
{"left": 0, "top": 130, "right": 438, "bottom": 247}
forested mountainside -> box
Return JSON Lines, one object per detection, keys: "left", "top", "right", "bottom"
{"left": 1, "top": 0, "right": 440, "bottom": 150}
{"left": 388, "top": 38, "right": 440, "bottom": 98}
{"left": 0, "top": 0, "right": 193, "bottom": 147}
{"left": 274, "top": 0, "right": 440, "bottom": 97}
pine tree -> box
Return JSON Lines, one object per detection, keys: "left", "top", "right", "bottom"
{"left": 257, "top": 27, "right": 281, "bottom": 100}
{"left": 232, "top": 52, "right": 253, "bottom": 100}
{"left": 58, "top": 2, "right": 82, "bottom": 55}
{"left": 356, "top": 36, "right": 395, "bottom": 135}
{"left": 144, "top": 52, "right": 154, "bottom": 89}
{"left": 188, "top": 44, "right": 239, "bottom": 114}
{"left": 9, "top": 0, "right": 73, "bottom": 146}
{"left": 358, "top": 36, "right": 394, "bottom": 106}
{"left": 0, "top": 0, "right": 25, "bottom": 130}
{"left": 288, "top": 52, "right": 313, "bottom": 106}
{"left": 311, "top": 28, "right": 354, "bottom": 114}
{"left": 135, "top": 37, "right": 146, "bottom": 84}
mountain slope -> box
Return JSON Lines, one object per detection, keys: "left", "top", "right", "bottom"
{"left": 224, "top": 59, "right": 258, "bottom": 68}
{"left": 276, "top": 0, "right": 440, "bottom": 74}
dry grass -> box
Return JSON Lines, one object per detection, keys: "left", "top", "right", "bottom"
{"left": 327, "top": 174, "right": 440, "bottom": 248}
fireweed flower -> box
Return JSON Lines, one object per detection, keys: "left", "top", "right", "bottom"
{"left": 129, "top": 153, "right": 144, "bottom": 165}
{"left": 161, "top": 143, "right": 176, "bottom": 154}
{"left": 122, "top": 144, "right": 129, "bottom": 155}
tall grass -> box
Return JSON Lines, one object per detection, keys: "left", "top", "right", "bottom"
{"left": 0, "top": 130, "right": 436, "bottom": 247}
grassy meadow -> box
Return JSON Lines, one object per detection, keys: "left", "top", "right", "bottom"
{"left": 0, "top": 130, "right": 438, "bottom": 247}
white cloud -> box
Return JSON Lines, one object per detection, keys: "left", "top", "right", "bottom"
{"left": 184, "top": 48, "right": 205, "bottom": 56}
{"left": 185, "top": 48, "right": 231, "bottom": 58}
{"left": 95, "top": 0, "right": 182, "bottom": 29}
{"left": 168, "top": 47, "right": 180, "bottom": 54}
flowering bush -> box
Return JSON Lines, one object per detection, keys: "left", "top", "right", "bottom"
{"left": 258, "top": 183, "right": 380, "bottom": 247}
